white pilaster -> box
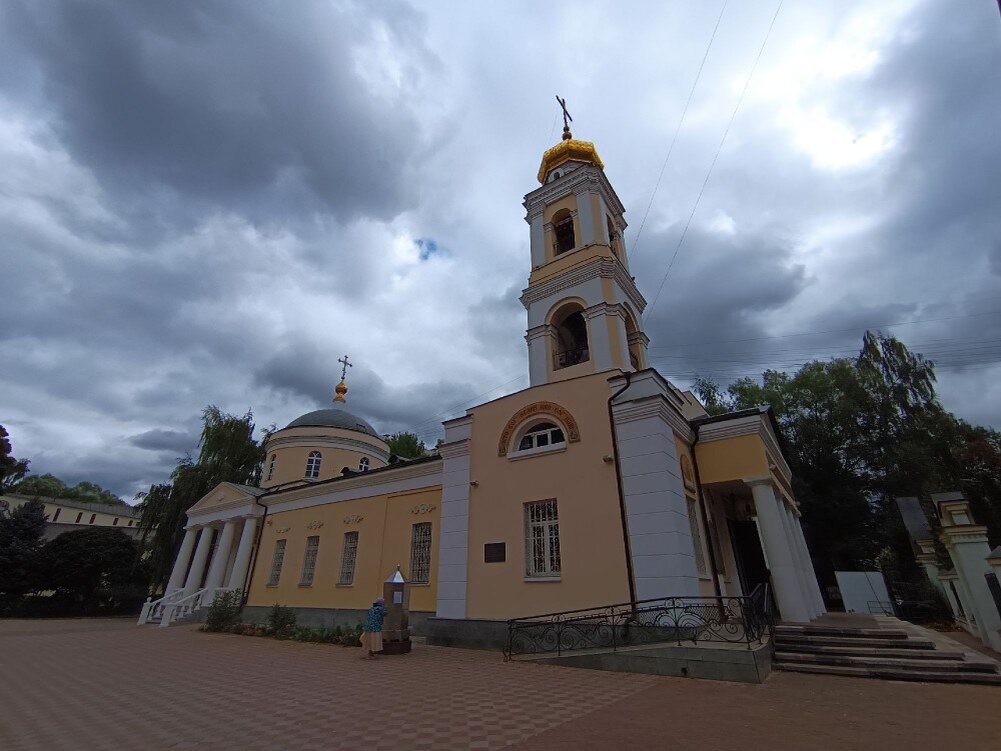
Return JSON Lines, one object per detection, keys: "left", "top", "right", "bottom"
{"left": 228, "top": 517, "right": 258, "bottom": 591}
{"left": 526, "top": 324, "right": 552, "bottom": 387}
{"left": 435, "top": 416, "right": 473, "bottom": 619}
{"left": 166, "top": 527, "right": 198, "bottom": 593}
{"left": 611, "top": 395, "right": 699, "bottom": 600}
{"left": 183, "top": 526, "right": 215, "bottom": 595}
{"left": 529, "top": 213, "right": 545, "bottom": 269}
{"left": 204, "top": 519, "right": 237, "bottom": 592}
{"left": 747, "top": 478, "right": 811, "bottom": 623}
{"left": 575, "top": 190, "right": 596, "bottom": 246}
{"left": 583, "top": 304, "right": 614, "bottom": 372}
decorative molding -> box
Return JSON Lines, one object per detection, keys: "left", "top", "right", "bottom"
{"left": 498, "top": 401, "right": 581, "bottom": 456}
{"left": 520, "top": 257, "right": 646, "bottom": 316}
{"left": 306, "top": 520, "right": 324, "bottom": 530}
{"left": 343, "top": 515, "right": 364, "bottom": 525}
{"left": 610, "top": 396, "right": 694, "bottom": 443}
{"left": 274, "top": 526, "right": 291, "bottom": 534}
{"left": 524, "top": 164, "right": 626, "bottom": 222}
{"left": 411, "top": 503, "right": 436, "bottom": 515}
{"left": 265, "top": 432, "right": 391, "bottom": 462}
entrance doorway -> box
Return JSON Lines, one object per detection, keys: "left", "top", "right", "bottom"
{"left": 729, "top": 519, "right": 770, "bottom": 597}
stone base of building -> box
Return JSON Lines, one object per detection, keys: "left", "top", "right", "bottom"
{"left": 240, "top": 606, "right": 433, "bottom": 633}
{"left": 423, "top": 617, "right": 510, "bottom": 650}
{"left": 528, "top": 641, "right": 773, "bottom": 683}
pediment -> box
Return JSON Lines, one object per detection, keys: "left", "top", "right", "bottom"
{"left": 188, "top": 482, "right": 257, "bottom": 513}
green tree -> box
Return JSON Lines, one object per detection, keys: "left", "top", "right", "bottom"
{"left": 0, "top": 499, "right": 46, "bottom": 608}
{"left": 13, "top": 473, "right": 124, "bottom": 505}
{"left": 386, "top": 431, "right": 427, "bottom": 459}
{"left": 137, "top": 406, "right": 267, "bottom": 590}
{"left": 0, "top": 425, "right": 30, "bottom": 493}
{"left": 37, "top": 527, "right": 146, "bottom": 612}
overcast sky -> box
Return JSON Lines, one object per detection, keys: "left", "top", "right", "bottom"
{"left": 3, "top": 0, "right": 1000, "bottom": 501}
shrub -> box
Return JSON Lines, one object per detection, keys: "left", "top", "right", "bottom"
{"left": 341, "top": 632, "right": 362, "bottom": 647}
{"left": 265, "top": 603, "right": 297, "bottom": 634}
{"left": 205, "top": 589, "right": 243, "bottom": 632}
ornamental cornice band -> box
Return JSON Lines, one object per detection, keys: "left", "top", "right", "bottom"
{"left": 306, "top": 520, "right": 324, "bottom": 530}
{"left": 498, "top": 401, "right": 581, "bottom": 456}
{"left": 411, "top": 503, "right": 436, "bottom": 515}
{"left": 343, "top": 514, "right": 364, "bottom": 525}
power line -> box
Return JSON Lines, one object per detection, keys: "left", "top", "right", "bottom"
{"left": 649, "top": 309, "right": 1001, "bottom": 350}
{"left": 645, "top": 0, "right": 784, "bottom": 322}
{"left": 631, "top": 0, "right": 728, "bottom": 259}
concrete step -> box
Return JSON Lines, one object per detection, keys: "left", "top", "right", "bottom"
{"left": 775, "top": 651, "right": 999, "bottom": 674}
{"left": 775, "top": 644, "right": 966, "bottom": 660}
{"left": 775, "top": 625, "right": 909, "bottom": 640}
{"left": 774, "top": 661, "right": 1001, "bottom": 686}
{"left": 774, "top": 634, "right": 936, "bottom": 650}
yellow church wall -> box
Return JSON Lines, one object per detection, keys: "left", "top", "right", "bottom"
{"left": 529, "top": 245, "right": 617, "bottom": 286}
{"left": 261, "top": 427, "right": 389, "bottom": 489}
{"left": 245, "top": 486, "right": 441, "bottom": 613}
{"left": 463, "top": 371, "right": 631, "bottom": 619}
{"left": 695, "top": 435, "right": 769, "bottom": 485}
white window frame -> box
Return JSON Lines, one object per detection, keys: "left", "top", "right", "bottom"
{"left": 267, "top": 454, "right": 276, "bottom": 481}
{"left": 409, "top": 522, "right": 432, "bottom": 584}
{"left": 338, "top": 531, "right": 359, "bottom": 586}
{"left": 299, "top": 535, "right": 320, "bottom": 587}
{"left": 305, "top": 451, "right": 322, "bottom": 479}
{"left": 267, "top": 539, "right": 287, "bottom": 587}
{"left": 524, "top": 499, "right": 561, "bottom": 579}
{"left": 508, "top": 422, "right": 566, "bottom": 459}
{"left": 359, "top": 457, "right": 370, "bottom": 472}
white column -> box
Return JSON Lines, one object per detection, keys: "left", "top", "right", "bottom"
{"left": 526, "top": 325, "right": 552, "bottom": 387}
{"left": 793, "top": 514, "right": 826, "bottom": 615}
{"left": 782, "top": 504, "right": 823, "bottom": 617}
{"left": 747, "top": 479, "right": 811, "bottom": 623}
{"left": 183, "top": 526, "right": 215, "bottom": 595}
{"left": 583, "top": 305, "right": 613, "bottom": 372}
{"left": 227, "top": 517, "right": 259, "bottom": 591}
{"left": 204, "top": 520, "right": 237, "bottom": 592}
{"left": 777, "top": 504, "right": 813, "bottom": 616}
{"left": 165, "top": 527, "right": 198, "bottom": 594}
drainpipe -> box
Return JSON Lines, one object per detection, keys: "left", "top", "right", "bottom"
{"left": 691, "top": 424, "right": 723, "bottom": 598}
{"left": 607, "top": 371, "right": 637, "bottom": 607}
{"left": 240, "top": 496, "right": 270, "bottom": 607}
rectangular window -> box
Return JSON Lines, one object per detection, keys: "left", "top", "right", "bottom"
{"left": 52, "top": 508, "right": 61, "bottom": 522}
{"left": 113, "top": 517, "right": 119, "bottom": 526}
{"left": 687, "top": 497, "right": 708, "bottom": 577}
{"left": 525, "top": 499, "right": 561, "bottom": 578}
{"left": 409, "top": 523, "right": 432, "bottom": 584}
{"left": 267, "top": 539, "right": 287, "bottom": 586}
{"left": 89, "top": 513, "right": 96, "bottom": 524}
{"left": 75, "top": 512, "right": 83, "bottom": 523}
{"left": 338, "top": 532, "right": 359, "bottom": 586}
{"left": 299, "top": 536, "right": 320, "bottom": 586}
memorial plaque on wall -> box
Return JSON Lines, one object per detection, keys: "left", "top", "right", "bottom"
{"left": 484, "top": 542, "right": 506, "bottom": 563}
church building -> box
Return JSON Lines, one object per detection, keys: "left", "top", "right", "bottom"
{"left": 152, "top": 123, "right": 825, "bottom": 643}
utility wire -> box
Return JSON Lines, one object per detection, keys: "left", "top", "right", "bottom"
{"left": 645, "top": 0, "right": 784, "bottom": 322}
{"left": 631, "top": 0, "right": 729, "bottom": 259}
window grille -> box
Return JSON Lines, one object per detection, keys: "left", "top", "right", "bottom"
{"left": 305, "top": 451, "right": 322, "bottom": 479}
{"left": 409, "top": 523, "right": 432, "bottom": 584}
{"left": 267, "top": 454, "right": 276, "bottom": 481}
{"left": 339, "top": 531, "right": 359, "bottom": 585}
{"left": 686, "top": 497, "right": 708, "bottom": 576}
{"left": 516, "top": 422, "right": 566, "bottom": 452}
{"left": 359, "top": 457, "right": 370, "bottom": 472}
{"left": 300, "top": 535, "right": 320, "bottom": 586}
{"left": 267, "top": 539, "right": 287, "bottom": 586}
{"left": 525, "top": 499, "right": 561, "bottom": 577}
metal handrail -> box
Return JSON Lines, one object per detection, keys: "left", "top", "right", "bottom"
{"left": 505, "top": 584, "right": 772, "bottom": 660}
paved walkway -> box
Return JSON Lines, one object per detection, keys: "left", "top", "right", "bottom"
{"left": 0, "top": 618, "right": 998, "bottom": 751}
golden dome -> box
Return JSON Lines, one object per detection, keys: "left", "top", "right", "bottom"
{"left": 537, "top": 137, "right": 604, "bottom": 184}
{"left": 334, "top": 379, "right": 348, "bottom": 402}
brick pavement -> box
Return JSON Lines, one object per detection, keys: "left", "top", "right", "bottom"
{"left": 0, "top": 618, "right": 998, "bottom": 751}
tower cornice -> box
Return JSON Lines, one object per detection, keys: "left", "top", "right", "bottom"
{"left": 523, "top": 164, "right": 626, "bottom": 224}
{"left": 519, "top": 256, "right": 646, "bottom": 315}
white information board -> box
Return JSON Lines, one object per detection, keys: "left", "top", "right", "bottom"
{"left": 835, "top": 571, "right": 891, "bottom": 614}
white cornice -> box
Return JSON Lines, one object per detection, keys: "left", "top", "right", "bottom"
{"left": 610, "top": 387, "right": 694, "bottom": 443}
{"left": 520, "top": 257, "right": 646, "bottom": 315}
{"left": 523, "top": 165, "right": 626, "bottom": 222}
{"left": 439, "top": 438, "right": 471, "bottom": 460}
{"left": 264, "top": 460, "right": 443, "bottom": 514}
{"left": 266, "top": 433, "right": 391, "bottom": 461}
{"left": 697, "top": 414, "right": 792, "bottom": 481}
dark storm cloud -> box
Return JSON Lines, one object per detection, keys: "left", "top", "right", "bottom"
{"left": 0, "top": 0, "right": 430, "bottom": 225}
{"left": 128, "top": 428, "right": 198, "bottom": 454}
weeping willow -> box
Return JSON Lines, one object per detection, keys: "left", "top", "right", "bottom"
{"left": 136, "top": 407, "right": 269, "bottom": 590}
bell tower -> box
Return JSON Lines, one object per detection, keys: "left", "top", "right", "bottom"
{"left": 520, "top": 112, "right": 649, "bottom": 386}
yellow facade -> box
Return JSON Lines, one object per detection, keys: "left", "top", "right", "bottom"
{"left": 246, "top": 485, "right": 441, "bottom": 613}
{"left": 1, "top": 493, "right": 140, "bottom": 530}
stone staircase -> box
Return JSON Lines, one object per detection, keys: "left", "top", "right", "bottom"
{"left": 773, "top": 620, "right": 1001, "bottom": 685}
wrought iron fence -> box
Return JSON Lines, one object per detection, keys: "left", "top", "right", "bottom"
{"left": 505, "top": 584, "right": 772, "bottom": 659}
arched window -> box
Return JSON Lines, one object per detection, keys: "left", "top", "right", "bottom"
{"left": 266, "top": 454, "right": 276, "bottom": 481}
{"left": 552, "top": 305, "right": 590, "bottom": 369}
{"left": 516, "top": 421, "right": 566, "bottom": 452}
{"left": 305, "top": 451, "right": 322, "bottom": 479}
{"left": 552, "top": 209, "right": 575, "bottom": 255}
{"left": 359, "top": 457, "right": 370, "bottom": 472}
